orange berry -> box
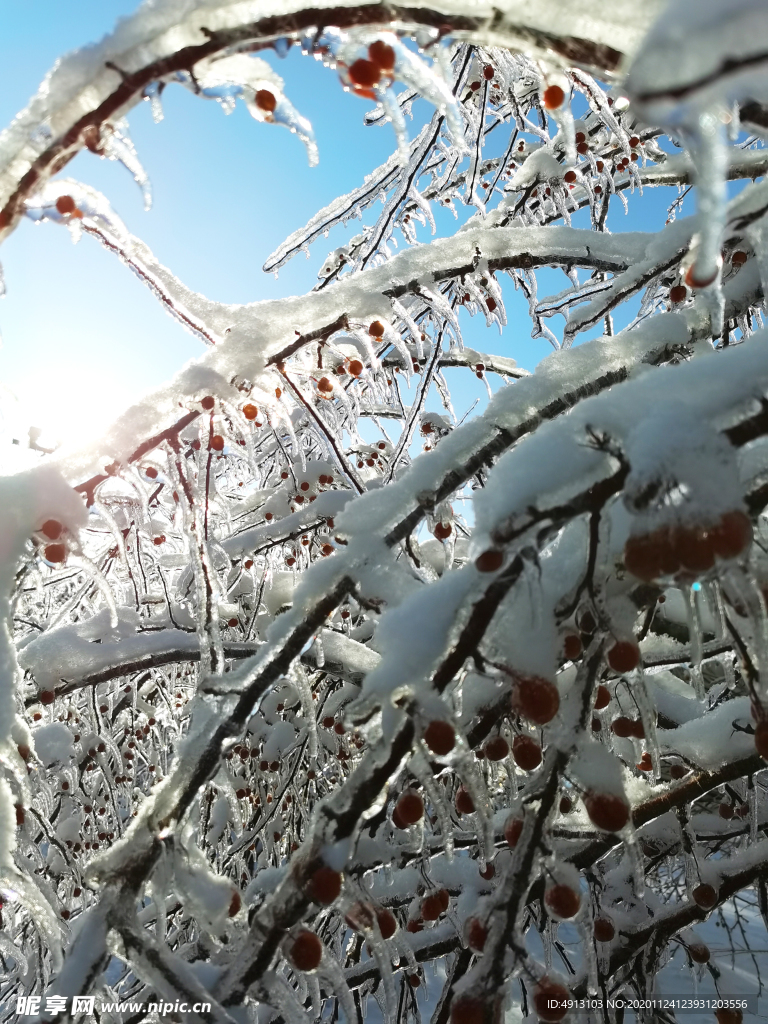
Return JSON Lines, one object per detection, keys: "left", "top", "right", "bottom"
{"left": 368, "top": 320, "right": 385, "bottom": 337}
{"left": 368, "top": 41, "right": 396, "bottom": 70}
{"left": 255, "top": 89, "right": 277, "bottom": 112}
{"left": 317, "top": 377, "right": 334, "bottom": 393}
{"left": 211, "top": 435, "right": 225, "bottom": 451}
{"left": 543, "top": 85, "right": 565, "bottom": 109}
{"left": 731, "top": 250, "right": 748, "bottom": 266}
{"left": 56, "top": 195, "right": 76, "bottom": 215}
{"left": 349, "top": 59, "right": 380, "bottom": 88}
{"left": 348, "top": 359, "right": 364, "bottom": 377}
{"left": 243, "top": 403, "right": 258, "bottom": 419}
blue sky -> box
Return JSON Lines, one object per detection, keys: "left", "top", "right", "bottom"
{"left": 0, "top": 3, "right": 686, "bottom": 452}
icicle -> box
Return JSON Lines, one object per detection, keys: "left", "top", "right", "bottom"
{"left": 684, "top": 110, "right": 727, "bottom": 289}
{"left": 408, "top": 749, "right": 454, "bottom": 861}
{"left": 684, "top": 585, "right": 705, "bottom": 700}
{"left": 318, "top": 949, "right": 358, "bottom": 1024}
{"left": 74, "top": 551, "right": 119, "bottom": 629}
{"left": 620, "top": 821, "right": 645, "bottom": 899}
{"left": 377, "top": 86, "right": 410, "bottom": 166}
{"left": 635, "top": 671, "right": 661, "bottom": 778}
{"left": 143, "top": 81, "right": 164, "bottom": 122}
{"left": 262, "top": 972, "right": 311, "bottom": 1024}
{"left": 366, "top": 922, "right": 399, "bottom": 1024}
{"left": 266, "top": 95, "right": 319, "bottom": 168}
{"left": 101, "top": 120, "right": 153, "bottom": 211}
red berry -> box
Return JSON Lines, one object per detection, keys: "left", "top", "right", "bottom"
{"left": 15, "top": 805, "right": 24, "bottom": 826}
{"left": 504, "top": 815, "right": 524, "bottom": 848}
{"left": 368, "top": 320, "right": 385, "bottom": 337}
{"left": 543, "top": 85, "right": 565, "bottom": 109}
{"left": 624, "top": 528, "right": 679, "bottom": 582}
{"left": 465, "top": 916, "right": 487, "bottom": 952}
{"left": 243, "top": 403, "right": 258, "bottom": 419}
{"left": 559, "top": 796, "right": 572, "bottom": 814}
{"left": 307, "top": 866, "right": 342, "bottom": 905}
{"left": 563, "top": 633, "right": 582, "bottom": 660}
{"left": 577, "top": 142, "right": 588, "bottom": 154}
{"left": 685, "top": 262, "right": 720, "bottom": 290}
{"left": 434, "top": 522, "right": 452, "bottom": 540}
{"left": 423, "top": 720, "right": 455, "bottom": 756}
{"left": 368, "top": 41, "right": 396, "bottom": 70}
{"left": 731, "top": 250, "right": 748, "bottom": 266}
{"left": 545, "top": 883, "right": 580, "bottom": 920}
{"left": 612, "top": 716, "right": 634, "bottom": 737}
{"left": 486, "top": 296, "right": 497, "bottom": 311}
{"left": 289, "top": 930, "right": 323, "bottom": 971}
{"left": 692, "top": 883, "right": 717, "bottom": 910}
{"left": 689, "top": 942, "right": 710, "bottom": 963}
{"left": 376, "top": 907, "right": 397, "bottom": 939}
{"left": 607, "top": 640, "right": 640, "bottom": 673}
{"left": 56, "top": 195, "right": 76, "bottom": 215}
{"left": 395, "top": 790, "right": 424, "bottom": 826}
{"left": 669, "top": 284, "right": 688, "bottom": 304}
{"left": 211, "top": 435, "right": 225, "bottom": 451}
{"left": 229, "top": 891, "right": 241, "bottom": 916}
{"left": 675, "top": 523, "right": 716, "bottom": 574}
{"left": 484, "top": 736, "right": 509, "bottom": 761}
{"left": 533, "top": 978, "right": 570, "bottom": 1022}
{"left": 255, "top": 89, "right": 277, "bottom": 112}
{"left": 44, "top": 543, "right": 66, "bottom": 564}
{"left": 716, "top": 1010, "right": 743, "bottom": 1024}
{"left": 670, "top": 764, "right": 688, "bottom": 779}
{"left": 483, "top": 64, "right": 494, "bottom": 80}
{"left": 510, "top": 675, "right": 559, "bottom": 725}
{"left": 421, "top": 892, "right": 444, "bottom": 921}
{"left": 348, "top": 359, "right": 364, "bottom": 377}
{"left": 455, "top": 785, "right": 475, "bottom": 815}
{"left": 563, "top": 170, "right": 577, "bottom": 183}
{"left": 449, "top": 995, "right": 489, "bottom": 1024}
{"left": 349, "top": 59, "right": 380, "bottom": 88}
{"left": 41, "top": 519, "right": 63, "bottom": 540}
{"left": 39, "top": 690, "right": 55, "bottom": 705}
{"left": 511, "top": 735, "right": 541, "bottom": 771}
{"left": 201, "top": 396, "right": 215, "bottom": 411}
{"left": 585, "top": 791, "right": 630, "bottom": 832}
{"left": 317, "top": 377, "right": 334, "bottom": 394}
{"left": 636, "top": 752, "right": 653, "bottom": 772}
{"left": 594, "top": 685, "right": 610, "bottom": 710}
{"left": 479, "top": 862, "right": 495, "bottom": 880}
{"left": 475, "top": 549, "right": 504, "bottom": 572}
{"left": 711, "top": 510, "right": 752, "bottom": 560}
{"left": 145, "top": 466, "right": 158, "bottom": 479}
{"left": 755, "top": 719, "right": 768, "bottom": 760}
{"left": 593, "top": 917, "right": 615, "bottom": 942}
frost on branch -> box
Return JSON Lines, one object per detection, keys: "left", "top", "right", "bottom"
{"left": 5, "top": 0, "right": 768, "bottom": 1022}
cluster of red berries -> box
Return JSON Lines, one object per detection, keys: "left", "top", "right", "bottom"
{"left": 624, "top": 510, "right": 752, "bottom": 582}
